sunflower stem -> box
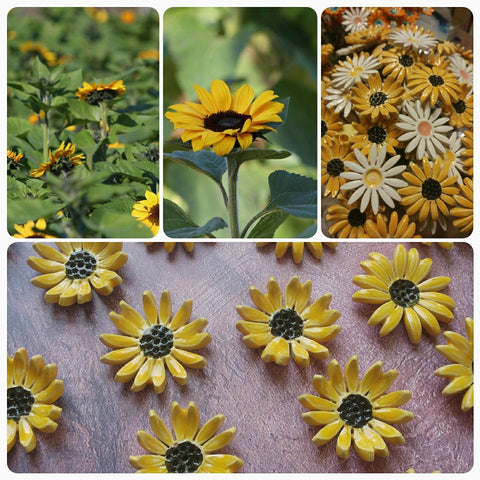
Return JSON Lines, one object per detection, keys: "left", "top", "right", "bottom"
{"left": 41, "top": 93, "right": 50, "bottom": 164}
{"left": 227, "top": 156, "right": 240, "bottom": 238}
{"left": 100, "top": 101, "right": 109, "bottom": 139}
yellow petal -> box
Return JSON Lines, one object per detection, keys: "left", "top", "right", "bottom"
{"left": 353, "top": 289, "right": 391, "bottom": 304}
{"left": 114, "top": 353, "right": 145, "bottom": 383}
{"left": 13, "top": 347, "right": 28, "bottom": 386}
{"left": 165, "top": 355, "right": 188, "bottom": 385}
{"left": 203, "top": 427, "right": 236, "bottom": 454}
{"left": 171, "top": 401, "right": 187, "bottom": 440}
{"left": 296, "top": 280, "right": 312, "bottom": 314}
{"left": 119, "top": 301, "right": 148, "bottom": 330}
{"left": 200, "top": 454, "right": 243, "bottom": 473}
{"left": 344, "top": 355, "right": 359, "bottom": 392}
{"left": 169, "top": 299, "right": 193, "bottom": 331}
{"left": 174, "top": 332, "right": 211, "bottom": 350}
{"left": 291, "top": 341, "right": 310, "bottom": 367}
{"left": 312, "top": 375, "right": 339, "bottom": 402}
{"left": 298, "top": 337, "right": 329, "bottom": 359}
{"left": 149, "top": 409, "right": 174, "bottom": 446}
{"left": 142, "top": 291, "right": 158, "bottom": 325}
{"left": 236, "top": 305, "right": 270, "bottom": 323}
{"left": 131, "top": 356, "right": 155, "bottom": 391}
{"left": 32, "top": 243, "right": 67, "bottom": 263}
{"left": 336, "top": 425, "right": 352, "bottom": 459}
{"left": 196, "top": 414, "right": 225, "bottom": 445}
{"left": 298, "top": 394, "right": 336, "bottom": 411}
{"left": 27, "top": 256, "right": 64, "bottom": 273}
{"left": 404, "top": 307, "right": 422, "bottom": 344}
{"left": 417, "top": 276, "right": 451, "bottom": 292}
{"left": 23, "top": 355, "right": 45, "bottom": 389}
{"left": 353, "top": 428, "right": 374, "bottom": 462}
{"left": 260, "top": 336, "right": 290, "bottom": 365}
{"left": 30, "top": 270, "right": 67, "bottom": 289}
{"left": 152, "top": 358, "right": 167, "bottom": 394}
{"left": 353, "top": 275, "right": 389, "bottom": 292}
{"left": 328, "top": 359, "right": 346, "bottom": 394}
{"left": 183, "top": 401, "right": 201, "bottom": 440}
{"left": 99, "top": 333, "right": 139, "bottom": 349}
{"left": 249, "top": 287, "right": 275, "bottom": 314}
{"left": 7, "top": 419, "right": 17, "bottom": 452}
{"left": 210, "top": 79, "right": 232, "bottom": 111}
{"left": 31, "top": 404, "right": 62, "bottom": 420}
{"left": 312, "top": 419, "right": 343, "bottom": 446}
{"left": 19, "top": 417, "right": 36, "bottom": 452}
{"left": 373, "top": 390, "right": 412, "bottom": 408}
{"left": 302, "top": 325, "right": 341, "bottom": 343}
{"left": 232, "top": 84, "right": 254, "bottom": 113}
{"left": 413, "top": 305, "right": 441, "bottom": 336}
{"left": 137, "top": 430, "right": 168, "bottom": 455}
{"left": 26, "top": 413, "right": 58, "bottom": 433}
{"left": 302, "top": 293, "right": 333, "bottom": 321}
{"left": 30, "top": 364, "right": 58, "bottom": 395}
{"left": 236, "top": 320, "right": 270, "bottom": 335}
{"left": 100, "top": 346, "right": 140, "bottom": 365}
{"left": 393, "top": 244, "right": 407, "bottom": 278}
{"left": 373, "top": 408, "right": 414, "bottom": 424}
{"left": 159, "top": 290, "right": 172, "bottom": 324}
{"left": 302, "top": 410, "right": 339, "bottom": 426}
{"left": 266, "top": 277, "right": 283, "bottom": 310}
{"left": 285, "top": 275, "right": 300, "bottom": 308}
{"left": 175, "top": 318, "right": 209, "bottom": 337}
{"left": 378, "top": 305, "right": 403, "bottom": 336}
{"left": 362, "top": 424, "right": 388, "bottom": 457}
{"left": 109, "top": 312, "right": 143, "bottom": 337}
{"left": 434, "top": 364, "right": 471, "bottom": 378}
{"left": 171, "top": 349, "right": 207, "bottom": 368}
{"left": 368, "top": 301, "right": 395, "bottom": 326}
{"left": 461, "top": 385, "right": 473, "bottom": 411}
{"left": 436, "top": 344, "right": 471, "bottom": 365}
{"left": 368, "top": 370, "right": 398, "bottom": 400}
{"left": 359, "top": 361, "right": 383, "bottom": 394}
{"left": 369, "top": 419, "right": 405, "bottom": 444}
{"left": 442, "top": 375, "right": 473, "bottom": 396}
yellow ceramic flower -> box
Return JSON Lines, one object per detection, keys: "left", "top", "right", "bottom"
{"left": 130, "top": 402, "right": 243, "bottom": 473}
{"left": 321, "top": 44, "right": 334, "bottom": 65}
{"left": 13, "top": 218, "right": 56, "bottom": 239}
{"left": 350, "top": 119, "right": 399, "bottom": 155}
{"left": 321, "top": 107, "right": 343, "bottom": 147}
{"left": 380, "top": 49, "right": 419, "bottom": 82}
{"left": 165, "top": 79, "right": 284, "bottom": 156}
{"left": 321, "top": 140, "right": 351, "bottom": 197}
{"left": 442, "top": 85, "right": 473, "bottom": 128}
{"left": 30, "top": 141, "right": 85, "bottom": 177}
{"left": 434, "top": 317, "right": 473, "bottom": 411}
{"left": 256, "top": 242, "right": 337, "bottom": 264}
{"left": 7, "top": 348, "right": 64, "bottom": 453}
{"left": 461, "top": 129, "right": 473, "bottom": 177}
{"left": 406, "top": 468, "right": 441, "bottom": 473}
{"left": 352, "top": 244, "right": 455, "bottom": 343}
{"left": 28, "top": 242, "right": 128, "bottom": 306}
{"left": 451, "top": 177, "right": 473, "bottom": 234}
{"left": 236, "top": 276, "right": 341, "bottom": 366}
{"left": 299, "top": 355, "right": 413, "bottom": 462}
{"left": 100, "top": 291, "right": 211, "bottom": 393}
{"left": 326, "top": 201, "right": 372, "bottom": 238}
{"left": 365, "top": 212, "right": 418, "bottom": 238}
{"left": 164, "top": 242, "right": 194, "bottom": 253}
{"left": 76, "top": 80, "right": 126, "bottom": 105}
{"left": 131, "top": 190, "right": 159, "bottom": 236}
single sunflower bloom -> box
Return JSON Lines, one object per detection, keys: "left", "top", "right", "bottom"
{"left": 451, "top": 177, "right": 473, "bottom": 234}
{"left": 76, "top": 80, "right": 126, "bottom": 105}
{"left": 30, "top": 141, "right": 85, "bottom": 178}
{"left": 350, "top": 119, "right": 399, "bottom": 156}
{"left": 131, "top": 190, "right": 159, "bottom": 236}
{"left": 365, "top": 212, "right": 419, "bottom": 238}
{"left": 326, "top": 201, "right": 372, "bottom": 239}
{"left": 165, "top": 79, "right": 284, "bottom": 156}
{"left": 236, "top": 275, "right": 341, "bottom": 366}
{"left": 256, "top": 242, "right": 337, "bottom": 264}
{"left": 434, "top": 317, "right": 473, "bottom": 411}
{"left": 13, "top": 218, "right": 56, "bottom": 239}
{"left": 321, "top": 107, "right": 343, "bottom": 147}
{"left": 322, "top": 140, "right": 353, "bottom": 198}
{"left": 442, "top": 85, "right": 472, "bottom": 129}
{"left": 380, "top": 49, "right": 419, "bottom": 82}
{"left": 100, "top": 290, "right": 211, "bottom": 393}
{"left": 28, "top": 242, "right": 128, "bottom": 306}
{"left": 298, "top": 355, "right": 414, "bottom": 462}
{"left": 129, "top": 402, "right": 243, "bottom": 473}
{"left": 7, "top": 347, "right": 64, "bottom": 453}
{"left": 352, "top": 244, "right": 455, "bottom": 344}
{"left": 7, "top": 149, "right": 23, "bottom": 169}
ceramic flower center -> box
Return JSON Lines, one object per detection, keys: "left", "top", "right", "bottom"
{"left": 321, "top": 121, "right": 327, "bottom": 137}
{"left": 421, "top": 178, "right": 442, "bottom": 200}
{"left": 389, "top": 279, "right": 419, "bottom": 307}
{"left": 203, "top": 110, "right": 251, "bottom": 132}
{"left": 453, "top": 99, "right": 466, "bottom": 113}
{"left": 337, "top": 393, "right": 372, "bottom": 428}
{"left": 349, "top": 66, "right": 364, "bottom": 77}
{"left": 7, "top": 386, "right": 34, "bottom": 421}
{"left": 50, "top": 155, "right": 75, "bottom": 175}
{"left": 398, "top": 54, "right": 414, "bottom": 67}
{"left": 428, "top": 75, "right": 444, "bottom": 86}
{"left": 369, "top": 91, "right": 388, "bottom": 107}
{"left": 367, "top": 126, "right": 387, "bottom": 144}
{"left": 326, "top": 158, "right": 345, "bottom": 176}
{"left": 347, "top": 208, "right": 366, "bottom": 227}
{"left": 417, "top": 120, "right": 433, "bottom": 137}
{"left": 84, "top": 89, "right": 118, "bottom": 105}
{"left": 139, "top": 324, "right": 174, "bottom": 358}
{"left": 460, "top": 69, "right": 469, "bottom": 80}
{"left": 165, "top": 441, "right": 204, "bottom": 473}
{"left": 65, "top": 250, "right": 97, "bottom": 279}
{"left": 364, "top": 167, "right": 383, "bottom": 187}
{"left": 269, "top": 308, "right": 304, "bottom": 340}
{"left": 353, "top": 16, "right": 362, "bottom": 24}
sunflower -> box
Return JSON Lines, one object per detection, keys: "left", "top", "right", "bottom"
{"left": 13, "top": 218, "right": 56, "bottom": 239}
{"left": 7, "top": 347, "right": 64, "bottom": 453}
{"left": 331, "top": 52, "right": 380, "bottom": 90}
{"left": 371, "top": 42, "right": 398, "bottom": 59}
{"left": 20, "top": 41, "right": 58, "bottom": 66}
{"left": 442, "top": 85, "right": 472, "bottom": 128}
{"left": 326, "top": 201, "right": 372, "bottom": 238}
{"left": 434, "top": 317, "right": 473, "bottom": 411}
{"left": 30, "top": 141, "right": 85, "bottom": 178}
{"left": 435, "top": 40, "right": 457, "bottom": 55}
{"left": 236, "top": 275, "right": 341, "bottom": 367}
{"left": 76, "top": 80, "right": 126, "bottom": 105}
{"left": 399, "top": 157, "right": 459, "bottom": 222}
{"left": 322, "top": 140, "right": 353, "bottom": 198}
{"left": 28, "top": 242, "right": 128, "bottom": 306}
{"left": 350, "top": 120, "right": 399, "bottom": 155}
{"left": 451, "top": 177, "right": 473, "bottom": 234}
{"left": 165, "top": 79, "right": 284, "bottom": 156}
{"left": 131, "top": 190, "right": 159, "bottom": 236}
{"left": 100, "top": 290, "right": 211, "bottom": 393}
{"left": 380, "top": 49, "right": 419, "bottom": 82}
{"left": 351, "top": 72, "right": 403, "bottom": 121}
{"left": 129, "top": 402, "right": 243, "bottom": 473}
{"left": 352, "top": 244, "right": 455, "bottom": 343}
{"left": 365, "top": 212, "right": 418, "bottom": 238}
{"left": 298, "top": 355, "right": 414, "bottom": 461}
{"left": 461, "top": 129, "right": 473, "bottom": 177}
{"left": 256, "top": 242, "right": 337, "bottom": 264}
{"left": 7, "top": 149, "right": 23, "bottom": 169}
{"left": 321, "top": 107, "right": 343, "bottom": 147}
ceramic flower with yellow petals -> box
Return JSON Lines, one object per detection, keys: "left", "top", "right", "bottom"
{"left": 256, "top": 242, "right": 337, "bottom": 264}
{"left": 100, "top": 290, "right": 211, "bottom": 393}
{"left": 130, "top": 401, "right": 243, "bottom": 473}
{"left": 299, "top": 355, "right": 413, "bottom": 462}
{"left": 236, "top": 275, "right": 341, "bottom": 366}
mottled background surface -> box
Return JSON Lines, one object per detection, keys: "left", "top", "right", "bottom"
{"left": 7, "top": 242, "right": 473, "bottom": 473}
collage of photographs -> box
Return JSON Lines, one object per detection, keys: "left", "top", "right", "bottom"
{"left": 3, "top": 3, "right": 476, "bottom": 478}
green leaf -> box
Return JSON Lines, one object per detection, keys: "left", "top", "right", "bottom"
{"left": 32, "top": 57, "right": 50, "bottom": 80}
{"left": 228, "top": 148, "right": 291, "bottom": 164}
{"left": 164, "top": 150, "right": 227, "bottom": 183}
{"left": 67, "top": 99, "right": 100, "bottom": 122}
{"left": 65, "top": 69, "right": 83, "bottom": 91}
{"left": 7, "top": 198, "right": 63, "bottom": 229}
{"left": 71, "top": 130, "right": 97, "bottom": 157}
{"left": 265, "top": 170, "right": 317, "bottom": 218}
{"left": 7, "top": 117, "right": 31, "bottom": 137}
{"left": 247, "top": 210, "right": 289, "bottom": 238}
{"left": 89, "top": 211, "right": 153, "bottom": 238}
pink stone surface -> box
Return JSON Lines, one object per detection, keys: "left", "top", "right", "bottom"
{"left": 7, "top": 242, "right": 473, "bottom": 473}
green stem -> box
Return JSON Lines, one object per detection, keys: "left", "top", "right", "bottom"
{"left": 227, "top": 156, "right": 240, "bottom": 238}
{"left": 41, "top": 94, "right": 50, "bottom": 164}
{"left": 100, "top": 101, "right": 109, "bottom": 139}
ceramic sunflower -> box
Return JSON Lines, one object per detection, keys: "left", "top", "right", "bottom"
{"left": 13, "top": 218, "right": 56, "bottom": 239}
{"left": 352, "top": 244, "right": 455, "bottom": 343}
{"left": 434, "top": 317, "right": 473, "bottom": 411}
{"left": 326, "top": 201, "right": 372, "bottom": 238}
{"left": 451, "top": 177, "right": 473, "bottom": 233}
{"left": 130, "top": 402, "right": 243, "bottom": 473}
{"left": 28, "top": 242, "right": 128, "bottom": 306}
{"left": 380, "top": 49, "right": 419, "bottom": 82}
{"left": 365, "top": 212, "right": 418, "bottom": 238}
{"left": 76, "top": 80, "right": 126, "bottom": 105}
{"left": 131, "top": 190, "right": 159, "bottom": 236}
{"left": 443, "top": 85, "right": 472, "bottom": 128}
{"left": 256, "top": 242, "right": 337, "bottom": 264}
{"left": 7, "top": 348, "right": 64, "bottom": 453}
{"left": 321, "top": 107, "right": 343, "bottom": 146}
{"left": 298, "top": 355, "right": 414, "bottom": 462}
{"left": 165, "top": 79, "right": 284, "bottom": 156}
{"left": 100, "top": 291, "right": 211, "bottom": 393}
{"left": 236, "top": 275, "right": 341, "bottom": 366}
{"left": 30, "top": 141, "right": 85, "bottom": 177}
{"left": 321, "top": 140, "right": 352, "bottom": 197}
{"left": 461, "top": 129, "right": 473, "bottom": 177}
{"left": 350, "top": 120, "right": 399, "bottom": 155}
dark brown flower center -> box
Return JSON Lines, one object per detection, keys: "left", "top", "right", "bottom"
{"left": 84, "top": 89, "right": 118, "bottom": 105}
{"left": 7, "top": 386, "right": 34, "bottom": 421}
{"left": 321, "top": 120, "right": 328, "bottom": 137}
{"left": 204, "top": 110, "right": 251, "bottom": 132}
{"left": 369, "top": 91, "right": 388, "bottom": 107}
{"left": 428, "top": 75, "right": 444, "bottom": 86}
{"left": 65, "top": 250, "right": 97, "bottom": 279}
{"left": 398, "top": 54, "right": 414, "bottom": 67}
{"left": 50, "top": 155, "right": 75, "bottom": 175}
{"left": 368, "top": 126, "right": 387, "bottom": 144}
{"left": 338, "top": 393, "right": 372, "bottom": 428}
{"left": 453, "top": 100, "right": 466, "bottom": 114}
{"left": 270, "top": 308, "right": 303, "bottom": 340}
{"left": 165, "top": 441, "right": 203, "bottom": 473}
{"left": 422, "top": 178, "right": 442, "bottom": 200}
{"left": 389, "top": 279, "right": 419, "bottom": 307}
{"left": 347, "top": 208, "right": 366, "bottom": 227}
{"left": 326, "top": 158, "right": 345, "bottom": 176}
{"left": 139, "top": 324, "right": 174, "bottom": 358}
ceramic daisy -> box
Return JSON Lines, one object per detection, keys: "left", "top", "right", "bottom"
{"left": 439, "top": 131, "right": 467, "bottom": 185}
{"left": 324, "top": 86, "right": 352, "bottom": 117}
{"left": 331, "top": 53, "right": 380, "bottom": 90}
{"left": 448, "top": 53, "right": 473, "bottom": 86}
{"left": 389, "top": 26, "right": 437, "bottom": 52}
{"left": 341, "top": 7, "right": 371, "bottom": 33}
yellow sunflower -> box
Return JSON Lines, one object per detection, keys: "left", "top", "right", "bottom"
{"left": 434, "top": 317, "right": 473, "bottom": 411}
{"left": 76, "top": 80, "right": 126, "bottom": 105}
{"left": 165, "top": 79, "right": 284, "bottom": 156}
{"left": 326, "top": 201, "right": 372, "bottom": 238}
{"left": 298, "top": 355, "right": 414, "bottom": 462}
{"left": 7, "top": 347, "right": 64, "bottom": 453}
{"left": 380, "top": 49, "right": 419, "bottom": 82}
{"left": 131, "top": 190, "right": 159, "bottom": 236}
{"left": 138, "top": 49, "right": 159, "bottom": 60}
{"left": 7, "top": 149, "right": 23, "bottom": 165}
{"left": 321, "top": 140, "right": 353, "bottom": 197}
{"left": 13, "top": 218, "right": 56, "bottom": 239}
{"left": 257, "top": 242, "right": 337, "bottom": 264}
{"left": 451, "top": 177, "right": 473, "bottom": 234}
{"left": 30, "top": 141, "right": 85, "bottom": 178}
{"left": 321, "top": 107, "right": 343, "bottom": 147}
{"left": 236, "top": 275, "right": 341, "bottom": 366}
{"left": 435, "top": 40, "right": 457, "bottom": 55}
{"left": 442, "top": 85, "right": 473, "bottom": 128}
{"left": 28, "top": 242, "right": 128, "bottom": 306}
{"left": 352, "top": 244, "right": 455, "bottom": 344}
{"left": 130, "top": 402, "right": 243, "bottom": 473}
{"left": 399, "top": 157, "right": 459, "bottom": 222}
{"left": 350, "top": 119, "right": 399, "bottom": 155}
{"left": 365, "top": 212, "right": 419, "bottom": 238}
{"left": 100, "top": 290, "right": 211, "bottom": 393}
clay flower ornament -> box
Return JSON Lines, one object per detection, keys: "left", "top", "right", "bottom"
{"left": 236, "top": 275, "right": 341, "bottom": 366}
{"left": 352, "top": 244, "right": 455, "bottom": 344}
{"left": 7, "top": 348, "right": 64, "bottom": 453}
{"left": 130, "top": 402, "right": 243, "bottom": 473}
{"left": 299, "top": 355, "right": 414, "bottom": 462}
{"left": 256, "top": 242, "right": 337, "bottom": 264}
{"left": 434, "top": 317, "right": 473, "bottom": 411}
{"left": 100, "top": 290, "right": 211, "bottom": 393}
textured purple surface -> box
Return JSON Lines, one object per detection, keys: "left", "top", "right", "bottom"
{"left": 7, "top": 242, "right": 473, "bottom": 473}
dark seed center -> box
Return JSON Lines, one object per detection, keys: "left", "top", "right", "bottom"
{"left": 50, "top": 155, "right": 75, "bottom": 175}
{"left": 347, "top": 208, "right": 366, "bottom": 227}
{"left": 398, "top": 54, "right": 414, "bottom": 67}
{"left": 204, "top": 110, "right": 251, "bottom": 133}
{"left": 326, "top": 158, "right": 345, "bottom": 176}
{"left": 367, "top": 126, "right": 387, "bottom": 144}
{"left": 269, "top": 308, "right": 303, "bottom": 340}
{"left": 321, "top": 120, "right": 328, "bottom": 137}
{"left": 428, "top": 75, "right": 445, "bottom": 87}
{"left": 338, "top": 393, "right": 372, "bottom": 428}
{"left": 139, "top": 324, "right": 174, "bottom": 358}
{"left": 84, "top": 89, "right": 118, "bottom": 106}
{"left": 453, "top": 99, "right": 466, "bottom": 114}
{"left": 65, "top": 250, "right": 97, "bottom": 279}
{"left": 421, "top": 178, "right": 442, "bottom": 200}
{"left": 145, "top": 146, "right": 159, "bottom": 163}
{"left": 165, "top": 441, "right": 203, "bottom": 473}
{"left": 369, "top": 91, "right": 388, "bottom": 107}
{"left": 389, "top": 279, "right": 419, "bottom": 307}
{"left": 7, "top": 386, "right": 34, "bottom": 421}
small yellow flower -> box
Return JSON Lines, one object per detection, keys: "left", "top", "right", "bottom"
{"left": 130, "top": 402, "right": 243, "bottom": 473}
{"left": 138, "top": 49, "right": 159, "bottom": 61}
{"left": 28, "top": 110, "right": 45, "bottom": 125}
{"left": 256, "top": 242, "right": 337, "bottom": 264}
{"left": 120, "top": 10, "right": 136, "bottom": 24}
{"left": 13, "top": 218, "right": 56, "bottom": 239}
{"left": 7, "top": 348, "right": 64, "bottom": 453}
{"left": 236, "top": 275, "right": 341, "bottom": 366}
{"left": 76, "top": 80, "right": 126, "bottom": 105}
{"left": 131, "top": 190, "right": 159, "bottom": 236}
{"left": 100, "top": 291, "right": 211, "bottom": 393}
{"left": 19, "top": 41, "right": 58, "bottom": 66}
{"left": 108, "top": 141, "right": 125, "bottom": 149}
{"left": 30, "top": 141, "right": 85, "bottom": 178}
{"left": 321, "top": 107, "right": 343, "bottom": 147}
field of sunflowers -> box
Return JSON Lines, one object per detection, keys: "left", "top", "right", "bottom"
{"left": 7, "top": 8, "right": 159, "bottom": 238}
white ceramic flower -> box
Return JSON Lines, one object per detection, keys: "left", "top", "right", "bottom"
{"left": 324, "top": 86, "right": 352, "bottom": 117}
{"left": 389, "top": 27, "right": 438, "bottom": 52}
{"left": 448, "top": 53, "right": 473, "bottom": 85}
{"left": 342, "top": 7, "right": 370, "bottom": 33}
{"left": 331, "top": 53, "right": 380, "bottom": 90}
{"left": 437, "top": 131, "right": 466, "bottom": 185}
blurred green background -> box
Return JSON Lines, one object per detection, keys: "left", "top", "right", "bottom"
{"left": 163, "top": 7, "right": 317, "bottom": 238}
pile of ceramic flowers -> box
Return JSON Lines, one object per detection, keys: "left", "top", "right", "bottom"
{"left": 321, "top": 7, "right": 473, "bottom": 238}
